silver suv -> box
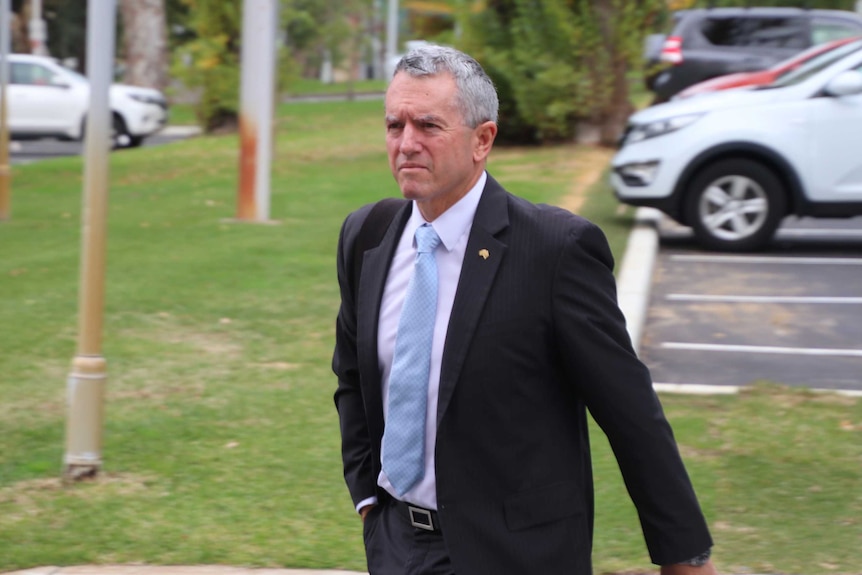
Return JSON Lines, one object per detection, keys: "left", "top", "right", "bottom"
{"left": 645, "top": 7, "right": 862, "bottom": 103}
{"left": 616, "top": 39, "right": 862, "bottom": 251}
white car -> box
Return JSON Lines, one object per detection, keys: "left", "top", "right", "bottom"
{"left": 612, "top": 39, "right": 862, "bottom": 251}
{"left": 5, "top": 54, "right": 168, "bottom": 149}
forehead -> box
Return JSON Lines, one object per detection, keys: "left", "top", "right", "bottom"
{"left": 385, "top": 72, "right": 460, "bottom": 118}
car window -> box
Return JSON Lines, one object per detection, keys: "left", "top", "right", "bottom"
{"left": 812, "top": 19, "right": 862, "bottom": 45}
{"left": 10, "top": 62, "right": 65, "bottom": 86}
{"left": 701, "top": 16, "right": 807, "bottom": 48}
{"left": 61, "top": 67, "right": 88, "bottom": 84}
{"left": 768, "top": 40, "right": 862, "bottom": 87}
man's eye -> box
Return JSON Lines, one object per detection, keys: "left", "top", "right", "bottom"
{"left": 422, "top": 122, "right": 439, "bottom": 130}
{"left": 387, "top": 123, "right": 403, "bottom": 132}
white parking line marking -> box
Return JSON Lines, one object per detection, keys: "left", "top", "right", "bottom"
{"left": 670, "top": 255, "right": 862, "bottom": 265}
{"left": 778, "top": 228, "right": 862, "bottom": 237}
{"left": 661, "top": 342, "right": 862, "bottom": 357}
{"left": 667, "top": 294, "right": 862, "bottom": 304}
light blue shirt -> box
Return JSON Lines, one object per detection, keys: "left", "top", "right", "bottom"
{"left": 356, "top": 171, "right": 486, "bottom": 513}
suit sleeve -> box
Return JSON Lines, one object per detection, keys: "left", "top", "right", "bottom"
{"left": 332, "top": 208, "right": 377, "bottom": 509}
{"left": 551, "top": 219, "right": 713, "bottom": 565}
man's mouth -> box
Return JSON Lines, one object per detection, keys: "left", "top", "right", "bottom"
{"left": 399, "top": 162, "right": 427, "bottom": 171}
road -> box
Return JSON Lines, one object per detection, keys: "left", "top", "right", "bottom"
{"left": 640, "top": 216, "right": 862, "bottom": 394}
{"left": 9, "top": 126, "right": 201, "bottom": 165}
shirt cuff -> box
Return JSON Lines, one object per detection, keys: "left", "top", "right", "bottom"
{"left": 677, "top": 548, "right": 712, "bottom": 566}
{"left": 356, "top": 495, "right": 378, "bottom": 514}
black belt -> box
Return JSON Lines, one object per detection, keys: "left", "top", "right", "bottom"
{"left": 393, "top": 499, "right": 441, "bottom": 532}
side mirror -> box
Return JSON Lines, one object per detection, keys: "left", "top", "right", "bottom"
{"left": 824, "top": 70, "right": 862, "bottom": 98}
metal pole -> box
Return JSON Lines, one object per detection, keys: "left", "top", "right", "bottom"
{"left": 371, "top": 0, "right": 383, "bottom": 80}
{"left": 0, "top": 0, "right": 11, "bottom": 221}
{"left": 236, "top": 0, "right": 278, "bottom": 222}
{"left": 64, "top": 0, "right": 116, "bottom": 481}
{"left": 29, "top": 0, "right": 49, "bottom": 56}
{"left": 385, "top": 0, "right": 398, "bottom": 80}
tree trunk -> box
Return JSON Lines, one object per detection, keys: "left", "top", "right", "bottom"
{"left": 11, "top": 11, "right": 29, "bottom": 53}
{"left": 600, "top": 55, "right": 633, "bottom": 146}
{"left": 119, "top": 0, "right": 169, "bottom": 91}
{"left": 593, "top": 0, "right": 634, "bottom": 147}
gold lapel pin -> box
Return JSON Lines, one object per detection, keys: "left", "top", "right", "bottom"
{"left": 479, "top": 249, "right": 490, "bottom": 260}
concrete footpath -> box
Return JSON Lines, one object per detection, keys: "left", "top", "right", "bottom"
{"left": 2, "top": 211, "right": 663, "bottom": 575}
{"left": 3, "top": 566, "right": 365, "bottom": 575}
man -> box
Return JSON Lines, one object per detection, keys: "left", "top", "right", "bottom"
{"left": 333, "top": 44, "right": 716, "bottom": 575}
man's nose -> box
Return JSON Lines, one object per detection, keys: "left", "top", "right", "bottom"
{"left": 399, "top": 124, "right": 422, "bottom": 154}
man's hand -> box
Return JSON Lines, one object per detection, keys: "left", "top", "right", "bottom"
{"left": 359, "top": 504, "right": 376, "bottom": 522}
{"left": 661, "top": 559, "right": 718, "bottom": 575}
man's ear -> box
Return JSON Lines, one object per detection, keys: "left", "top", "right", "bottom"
{"left": 473, "top": 121, "right": 498, "bottom": 163}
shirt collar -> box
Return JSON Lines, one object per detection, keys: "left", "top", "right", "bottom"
{"left": 407, "top": 171, "right": 486, "bottom": 252}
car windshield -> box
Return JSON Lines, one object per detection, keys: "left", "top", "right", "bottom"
{"left": 763, "top": 40, "right": 862, "bottom": 89}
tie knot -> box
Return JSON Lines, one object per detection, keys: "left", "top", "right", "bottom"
{"left": 415, "top": 224, "right": 441, "bottom": 254}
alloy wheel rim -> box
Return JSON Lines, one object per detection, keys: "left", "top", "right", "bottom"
{"left": 698, "top": 174, "right": 768, "bottom": 241}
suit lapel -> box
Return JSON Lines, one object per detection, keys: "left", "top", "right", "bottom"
{"left": 437, "top": 176, "right": 510, "bottom": 426}
{"left": 357, "top": 202, "right": 412, "bottom": 433}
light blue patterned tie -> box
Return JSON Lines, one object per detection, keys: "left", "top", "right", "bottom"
{"left": 382, "top": 223, "right": 442, "bottom": 496}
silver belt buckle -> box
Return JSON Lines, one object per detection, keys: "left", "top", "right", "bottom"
{"left": 408, "top": 505, "right": 435, "bottom": 531}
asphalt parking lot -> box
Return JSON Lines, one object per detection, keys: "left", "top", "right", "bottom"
{"left": 640, "top": 216, "right": 862, "bottom": 394}
{"left": 9, "top": 126, "right": 200, "bottom": 165}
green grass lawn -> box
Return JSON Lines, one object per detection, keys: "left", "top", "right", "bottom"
{"left": 1, "top": 100, "right": 860, "bottom": 574}
{"left": 284, "top": 78, "right": 387, "bottom": 97}
{"left": 168, "top": 78, "right": 387, "bottom": 127}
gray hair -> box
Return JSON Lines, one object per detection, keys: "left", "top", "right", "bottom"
{"left": 393, "top": 45, "right": 499, "bottom": 128}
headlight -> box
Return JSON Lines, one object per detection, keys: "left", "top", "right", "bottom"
{"left": 624, "top": 113, "right": 704, "bottom": 145}
{"left": 129, "top": 93, "right": 166, "bottom": 106}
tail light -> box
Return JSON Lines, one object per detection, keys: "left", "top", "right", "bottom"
{"left": 660, "top": 35, "right": 683, "bottom": 64}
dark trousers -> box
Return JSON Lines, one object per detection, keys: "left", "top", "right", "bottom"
{"left": 363, "top": 498, "right": 456, "bottom": 575}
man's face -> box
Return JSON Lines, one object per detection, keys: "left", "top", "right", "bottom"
{"left": 385, "top": 72, "right": 491, "bottom": 221}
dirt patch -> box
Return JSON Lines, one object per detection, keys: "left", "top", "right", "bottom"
{"left": 558, "top": 145, "right": 615, "bottom": 213}
{"left": 0, "top": 472, "right": 156, "bottom": 520}
{"left": 490, "top": 144, "right": 614, "bottom": 213}
{"left": 256, "top": 361, "right": 301, "bottom": 370}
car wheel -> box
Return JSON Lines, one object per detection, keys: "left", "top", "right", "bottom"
{"left": 112, "top": 114, "right": 132, "bottom": 149}
{"left": 684, "top": 158, "right": 786, "bottom": 252}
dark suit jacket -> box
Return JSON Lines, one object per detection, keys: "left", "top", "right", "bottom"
{"left": 333, "top": 175, "right": 712, "bottom": 574}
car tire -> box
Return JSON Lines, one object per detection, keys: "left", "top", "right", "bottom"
{"left": 684, "top": 158, "right": 787, "bottom": 252}
{"left": 79, "top": 115, "right": 131, "bottom": 151}
{"left": 111, "top": 114, "right": 133, "bottom": 149}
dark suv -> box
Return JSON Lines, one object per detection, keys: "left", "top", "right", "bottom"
{"left": 645, "top": 7, "right": 862, "bottom": 103}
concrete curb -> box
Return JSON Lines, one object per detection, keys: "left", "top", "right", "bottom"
{"left": 159, "top": 125, "right": 203, "bottom": 138}
{"left": 616, "top": 207, "right": 663, "bottom": 356}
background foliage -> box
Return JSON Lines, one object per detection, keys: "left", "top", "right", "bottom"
{"left": 461, "top": 0, "right": 665, "bottom": 144}
{"left": 171, "top": 0, "right": 242, "bottom": 131}
{"left": 12, "top": 0, "right": 862, "bottom": 140}
{"left": 169, "top": 0, "right": 373, "bottom": 130}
